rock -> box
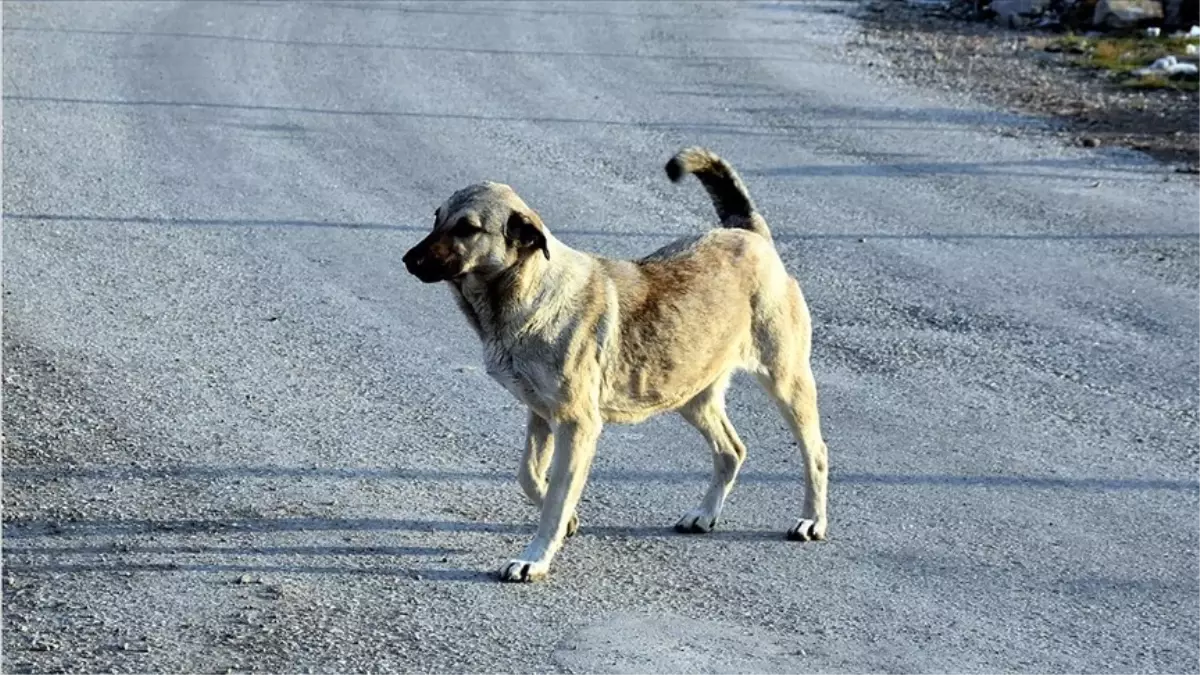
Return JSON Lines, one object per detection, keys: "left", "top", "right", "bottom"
{"left": 1132, "top": 55, "right": 1200, "bottom": 78}
{"left": 990, "top": 0, "right": 1051, "bottom": 19}
{"left": 989, "top": 0, "right": 1052, "bottom": 26}
{"left": 1082, "top": 137, "right": 1101, "bottom": 147}
{"left": 1093, "top": 0, "right": 1164, "bottom": 27}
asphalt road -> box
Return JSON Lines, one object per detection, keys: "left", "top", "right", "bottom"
{"left": 3, "top": 1, "right": 1198, "bottom": 673}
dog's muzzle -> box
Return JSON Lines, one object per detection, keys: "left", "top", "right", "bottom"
{"left": 403, "top": 245, "right": 454, "bottom": 284}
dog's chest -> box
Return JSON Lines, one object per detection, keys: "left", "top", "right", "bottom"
{"left": 482, "top": 339, "right": 555, "bottom": 411}
{"left": 453, "top": 279, "right": 563, "bottom": 412}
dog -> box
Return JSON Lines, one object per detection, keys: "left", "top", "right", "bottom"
{"left": 403, "top": 147, "right": 829, "bottom": 582}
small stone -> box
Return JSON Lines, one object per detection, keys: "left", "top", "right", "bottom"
{"left": 236, "top": 574, "right": 254, "bottom": 585}
{"left": 1081, "top": 137, "right": 1100, "bottom": 148}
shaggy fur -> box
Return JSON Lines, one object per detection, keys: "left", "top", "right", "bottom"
{"left": 403, "top": 147, "right": 829, "bottom": 582}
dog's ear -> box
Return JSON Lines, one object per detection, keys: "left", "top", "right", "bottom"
{"left": 505, "top": 210, "right": 549, "bottom": 260}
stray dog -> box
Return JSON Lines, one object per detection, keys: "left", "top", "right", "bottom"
{"left": 403, "top": 147, "right": 829, "bottom": 582}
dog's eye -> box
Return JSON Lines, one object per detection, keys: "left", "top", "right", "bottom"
{"left": 450, "top": 218, "right": 482, "bottom": 238}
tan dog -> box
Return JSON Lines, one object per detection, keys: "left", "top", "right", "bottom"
{"left": 403, "top": 147, "right": 829, "bottom": 582}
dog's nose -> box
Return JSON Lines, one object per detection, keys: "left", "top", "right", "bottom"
{"left": 403, "top": 248, "right": 425, "bottom": 270}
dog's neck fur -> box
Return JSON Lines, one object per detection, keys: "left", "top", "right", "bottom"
{"left": 448, "top": 235, "right": 589, "bottom": 347}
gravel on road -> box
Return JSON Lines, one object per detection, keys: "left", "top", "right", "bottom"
{"left": 3, "top": 1, "right": 1197, "bottom": 673}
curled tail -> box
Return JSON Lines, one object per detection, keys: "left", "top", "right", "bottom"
{"left": 665, "top": 146, "right": 772, "bottom": 242}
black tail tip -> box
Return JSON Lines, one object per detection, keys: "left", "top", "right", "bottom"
{"left": 664, "top": 157, "right": 685, "bottom": 183}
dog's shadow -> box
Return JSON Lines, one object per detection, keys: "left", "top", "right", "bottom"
{"left": 2, "top": 516, "right": 790, "bottom": 541}
{"left": 578, "top": 525, "right": 786, "bottom": 542}
{"left": 1, "top": 517, "right": 786, "bottom": 584}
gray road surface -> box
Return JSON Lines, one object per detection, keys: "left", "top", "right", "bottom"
{"left": 3, "top": 1, "right": 1198, "bottom": 673}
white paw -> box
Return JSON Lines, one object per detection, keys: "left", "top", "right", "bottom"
{"left": 787, "top": 518, "right": 827, "bottom": 542}
{"left": 674, "top": 508, "right": 719, "bottom": 534}
{"left": 497, "top": 558, "right": 550, "bottom": 583}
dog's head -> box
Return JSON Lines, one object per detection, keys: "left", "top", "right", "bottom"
{"left": 403, "top": 182, "right": 549, "bottom": 284}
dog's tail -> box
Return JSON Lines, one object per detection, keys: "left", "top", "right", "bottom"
{"left": 665, "top": 146, "right": 771, "bottom": 242}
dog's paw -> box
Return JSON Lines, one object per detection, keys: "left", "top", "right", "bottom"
{"left": 674, "top": 509, "right": 718, "bottom": 534}
{"left": 497, "top": 558, "right": 550, "bottom": 583}
{"left": 787, "top": 518, "right": 827, "bottom": 542}
{"left": 566, "top": 513, "right": 580, "bottom": 538}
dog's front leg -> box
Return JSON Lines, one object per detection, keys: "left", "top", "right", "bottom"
{"left": 499, "top": 415, "right": 601, "bottom": 582}
{"left": 517, "top": 411, "right": 579, "bottom": 536}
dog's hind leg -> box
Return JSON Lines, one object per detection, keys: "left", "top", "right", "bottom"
{"left": 758, "top": 360, "right": 829, "bottom": 542}
{"left": 755, "top": 283, "right": 829, "bottom": 541}
{"left": 675, "top": 376, "right": 747, "bottom": 534}
{"left": 518, "top": 410, "right": 578, "bottom": 536}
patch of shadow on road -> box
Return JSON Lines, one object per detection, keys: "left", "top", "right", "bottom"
{"left": 0, "top": 518, "right": 778, "bottom": 581}
{"left": 0, "top": 93, "right": 1036, "bottom": 139}
{"left": 224, "top": 121, "right": 309, "bottom": 135}
{"left": 741, "top": 101, "right": 1035, "bottom": 129}
{"left": 1, "top": 212, "right": 423, "bottom": 232}
{"left": 2, "top": 539, "right": 489, "bottom": 582}
{"left": 0, "top": 559, "right": 490, "bottom": 581}
{"left": 3, "top": 544, "right": 462, "bottom": 557}
{"left": 745, "top": 158, "right": 1162, "bottom": 181}
{"left": 5, "top": 212, "right": 1192, "bottom": 242}
{"left": 0, "top": 516, "right": 781, "bottom": 543}
{"left": 2, "top": 26, "right": 822, "bottom": 63}
{"left": 5, "top": 464, "right": 1195, "bottom": 493}
{"left": 299, "top": 1, "right": 723, "bottom": 21}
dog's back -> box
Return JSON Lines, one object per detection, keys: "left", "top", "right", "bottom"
{"left": 592, "top": 149, "right": 800, "bottom": 423}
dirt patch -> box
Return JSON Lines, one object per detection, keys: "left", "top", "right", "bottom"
{"left": 848, "top": 0, "right": 1199, "bottom": 167}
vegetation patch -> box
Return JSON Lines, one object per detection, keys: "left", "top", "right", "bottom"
{"left": 1049, "top": 34, "right": 1200, "bottom": 90}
